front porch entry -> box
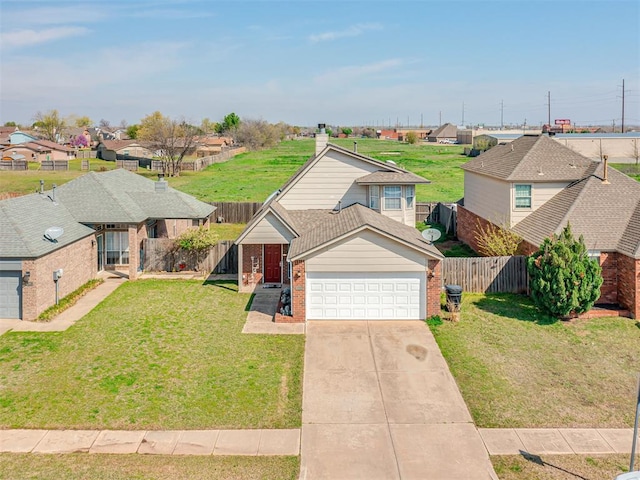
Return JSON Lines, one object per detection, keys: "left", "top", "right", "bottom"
{"left": 264, "top": 244, "right": 282, "bottom": 283}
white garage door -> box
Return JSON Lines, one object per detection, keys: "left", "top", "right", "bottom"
{"left": 0, "top": 271, "right": 21, "bottom": 319}
{"left": 306, "top": 272, "right": 425, "bottom": 320}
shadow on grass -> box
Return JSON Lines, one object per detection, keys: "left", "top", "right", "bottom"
{"left": 473, "top": 293, "right": 558, "bottom": 325}
{"left": 202, "top": 279, "right": 238, "bottom": 293}
{"left": 519, "top": 451, "right": 591, "bottom": 480}
{"left": 245, "top": 293, "right": 256, "bottom": 312}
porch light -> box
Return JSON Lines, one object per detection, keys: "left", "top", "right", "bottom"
{"left": 22, "top": 272, "right": 31, "bottom": 285}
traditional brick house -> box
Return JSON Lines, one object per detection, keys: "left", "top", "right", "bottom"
{"left": 236, "top": 131, "right": 443, "bottom": 323}
{"left": 458, "top": 134, "right": 640, "bottom": 317}
{"left": 0, "top": 169, "right": 215, "bottom": 321}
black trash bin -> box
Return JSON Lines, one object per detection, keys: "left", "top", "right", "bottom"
{"left": 445, "top": 284, "right": 463, "bottom": 309}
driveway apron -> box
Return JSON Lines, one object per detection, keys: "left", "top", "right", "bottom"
{"left": 300, "top": 321, "right": 498, "bottom": 480}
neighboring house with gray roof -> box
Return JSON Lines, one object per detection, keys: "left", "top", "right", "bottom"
{"left": 0, "top": 169, "right": 215, "bottom": 321}
{"left": 235, "top": 133, "right": 443, "bottom": 323}
{"left": 458, "top": 134, "right": 640, "bottom": 318}
{"left": 427, "top": 123, "right": 458, "bottom": 143}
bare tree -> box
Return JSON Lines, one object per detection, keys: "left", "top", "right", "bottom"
{"left": 137, "top": 111, "right": 198, "bottom": 177}
{"left": 631, "top": 138, "right": 640, "bottom": 167}
{"left": 33, "top": 109, "right": 66, "bottom": 142}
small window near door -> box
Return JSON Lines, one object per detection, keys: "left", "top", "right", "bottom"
{"left": 405, "top": 185, "right": 415, "bottom": 209}
{"left": 369, "top": 186, "right": 380, "bottom": 209}
{"left": 514, "top": 184, "right": 532, "bottom": 209}
{"left": 384, "top": 186, "right": 402, "bottom": 210}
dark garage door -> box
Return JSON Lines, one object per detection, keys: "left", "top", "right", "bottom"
{"left": 0, "top": 271, "right": 21, "bottom": 319}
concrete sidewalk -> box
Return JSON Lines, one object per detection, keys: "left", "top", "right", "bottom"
{"left": 0, "top": 276, "right": 125, "bottom": 335}
{"left": 479, "top": 427, "right": 639, "bottom": 455}
{"left": 0, "top": 428, "right": 300, "bottom": 456}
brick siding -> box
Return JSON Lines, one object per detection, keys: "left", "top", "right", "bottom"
{"left": 617, "top": 254, "right": 640, "bottom": 318}
{"left": 290, "top": 260, "right": 306, "bottom": 323}
{"left": 22, "top": 236, "right": 96, "bottom": 321}
{"left": 599, "top": 252, "right": 618, "bottom": 304}
{"left": 241, "top": 244, "right": 263, "bottom": 286}
{"left": 456, "top": 205, "right": 487, "bottom": 254}
{"left": 427, "top": 260, "right": 442, "bottom": 317}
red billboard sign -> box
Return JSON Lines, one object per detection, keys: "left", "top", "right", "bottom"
{"left": 555, "top": 119, "right": 571, "bottom": 125}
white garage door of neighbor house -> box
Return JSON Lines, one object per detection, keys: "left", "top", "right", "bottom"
{"left": 306, "top": 272, "right": 425, "bottom": 320}
{"left": 0, "top": 271, "right": 21, "bottom": 319}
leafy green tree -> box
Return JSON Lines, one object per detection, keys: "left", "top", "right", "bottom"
{"left": 325, "top": 128, "right": 333, "bottom": 137}
{"left": 74, "top": 116, "right": 93, "bottom": 128}
{"left": 3, "top": 121, "right": 18, "bottom": 127}
{"left": 215, "top": 112, "right": 241, "bottom": 134}
{"left": 527, "top": 224, "right": 603, "bottom": 318}
{"left": 341, "top": 127, "right": 353, "bottom": 138}
{"left": 405, "top": 131, "right": 418, "bottom": 144}
{"left": 175, "top": 226, "right": 219, "bottom": 272}
{"left": 137, "top": 111, "right": 198, "bottom": 177}
{"left": 126, "top": 124, "right": 140, "bottom": 139}
{"left": 32, "top": 109, "right": 66, "bottom": 141}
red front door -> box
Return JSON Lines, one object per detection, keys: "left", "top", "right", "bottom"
{"left": 264, "top": 244, "right": 282, "bottom": 283}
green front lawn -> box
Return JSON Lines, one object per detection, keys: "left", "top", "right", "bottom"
{"left": 0, "top": 454, "right": 299, "bottom": 480}
{"left": 428, "top": 293, "right": 640, "bottom": 428}
{"left": 0, "top": 279, "right": 304, "bottom": 430}
{"left": 492, "top": 454, "right": 631, "bottom": 480}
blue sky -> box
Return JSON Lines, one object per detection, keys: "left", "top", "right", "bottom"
{"left": 1, "top": 0, "right": 639, "bottom": 128}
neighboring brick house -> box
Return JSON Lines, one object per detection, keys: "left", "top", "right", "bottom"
{"left": 2, "top": 139, "right": 75, "bottom": 162}
{"left": 0, "top": 169, "right": 215, "bottom": 321}
{"left": 427, "top": 123, "right": 458, "bottom": 143}
{"left": 458, "top": 134, "right": 640, "bottom": 317}
{"left": 96, "top": 140, "right": 154, "bottom": 161}
{"left": 235, "top": 131, "right": 443, "bottom": 323}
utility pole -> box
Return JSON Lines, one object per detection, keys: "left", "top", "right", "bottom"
{"left": 500, "top": 100, "right": 504, "bottom": 130}
{"left": 407, "top": 115, "right": 410, "bottom": 128}
{"left": 439, "top": 111, "right": 442, "bottom": 127}
{"left": 420, "top": 113, "right": 423, "bottom": 128}
{"left": 622, "top": 78, "right": 626, "bottom": 134}
{"left": 612, "top": 119, "right": 616, "bottom": 133}
{"left": 461, "top": 101, "right": 465, "bottom": 127}
{"left": 547, "top": 91, "right": 551, "bottom": 127}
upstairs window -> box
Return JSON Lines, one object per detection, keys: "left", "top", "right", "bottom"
{"left": 514, "top": 184, "right": 532, "bottom": 209}
{"left": 369, "top": 185, "right": 380, "bottom": 210}
{"left": 384, "top": 186, "right": 402, "bottom": 210}
{"left": 405, "top": 185, "right": 415, "bottom": 209}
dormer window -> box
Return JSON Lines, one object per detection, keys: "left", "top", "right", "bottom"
{"left": 384, "top": 186, "right": 402, "bottom": 210}
{"left": 369, "top": 185, "right": 380, "bottom": 209}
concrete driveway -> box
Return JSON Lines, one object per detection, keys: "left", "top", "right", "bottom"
{"left": 300, "top": 321, "right": 497, "bottom": 480}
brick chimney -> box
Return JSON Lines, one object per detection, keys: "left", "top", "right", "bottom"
{"left": 315, "top": 123, "right": 329, "bottom": 156}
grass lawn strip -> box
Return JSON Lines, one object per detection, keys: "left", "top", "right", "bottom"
{"left": 492, "top": 454, "right": 632, "bottom": 479}
{"left": 0, "top": 279, "right": 304, "bottom": 430}
{"left": 428, "top": 293, "right": 640, "bottom": 428}
{"left": 0, "top": 454, "right": 299, "bottom": 480}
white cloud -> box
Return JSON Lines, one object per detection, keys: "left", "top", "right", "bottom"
{"left": 1, "top": 26, "right": 90, "bottom": 48}
{"left": 0, "top": 6, "right": 109, "bottom": 26}
{"left": 309, "top": 23, "right": 382, "bottom": 43}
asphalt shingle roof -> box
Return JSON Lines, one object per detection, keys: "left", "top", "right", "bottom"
{"left": 54, "top": 169, "right": 214, "bottom": 223}
{"left": 287, "top": 203, "right": 443, "bottom": 260}
{"left": 0, "top": 193, "right": 95, "bottom": 258}
{"left": 512, "top": 163, "right": 640, "bottom": 258}
{"left": 355, "top": 171, "right": 430, "bottom": 185}
{"left": 462, "top": 134, "right": 594, "bottom": 181}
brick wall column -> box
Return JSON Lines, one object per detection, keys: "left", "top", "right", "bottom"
{"left": 427, "top": 259, "right": 442, "bottom": 317}
{"left": 21, "top": 260, "right": 36, "bottom": 321}
{"left": 599, "top": 252, "right": 618, "bottom": 304}
{"left": 128, "top": 224, "right": 138, "bottom": 280}
{"left": 291, "top": 260, "right": 306, "bottom": 323}
{"left": 618, "top": 254, "right": 640, "bottom": 318}
{"left": 240, "top": 244, "right": 263, "bottom": 288}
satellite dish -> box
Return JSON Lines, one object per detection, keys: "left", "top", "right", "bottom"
{"left": 44, "top": 226, "right": 64, "bottom": 242}
{"left": 421, "top": 228, "right": 442, "bottom": 243}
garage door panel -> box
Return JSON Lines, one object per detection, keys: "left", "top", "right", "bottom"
{"left": 306, "top": 272, "right": 425, "bottom": 320}
{"left": 0, "top": 271, "right": 22, "bottom": 319}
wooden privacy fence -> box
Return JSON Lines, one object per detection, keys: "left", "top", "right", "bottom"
{"left": 211, "top": 202, "right": 262, "bottom": 223}
{"left": 0, "top": 160, "right": 27, "bottom": 171}
{"left": 116, "top": 159, "right": 139, "bottom": 171}
{"left": 442, "top": 256, "right": 528, "bottom": 293}
{"left": 40, "top": 160, "right": 69, "bottom": 171}
{"left": 143, "top": 239, "right": 238, "bottom": 274}
{"left": 416, "top": 202, "right": 457, "bottom": 235}
{"left": 150, "top": 147, "right": 247, "bottom": 173}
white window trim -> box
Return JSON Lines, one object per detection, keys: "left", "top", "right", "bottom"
{"left": 513, "top": 184, "right": 532, "bottom": 210}
{"left": 384, "top": 186, "right": 402, "bottom": 210}
{"left": 405, "top": 185, "right": 415, "bottom": 209}
{"left": 369, "top": 185, "right": 380, "bottom": 210}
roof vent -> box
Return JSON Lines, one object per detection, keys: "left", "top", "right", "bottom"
{"left": 353, "top": 141, "right": 357, "bottom": 153}
{"left": 602, "top": 155, "right": 610, "bottom": 184}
